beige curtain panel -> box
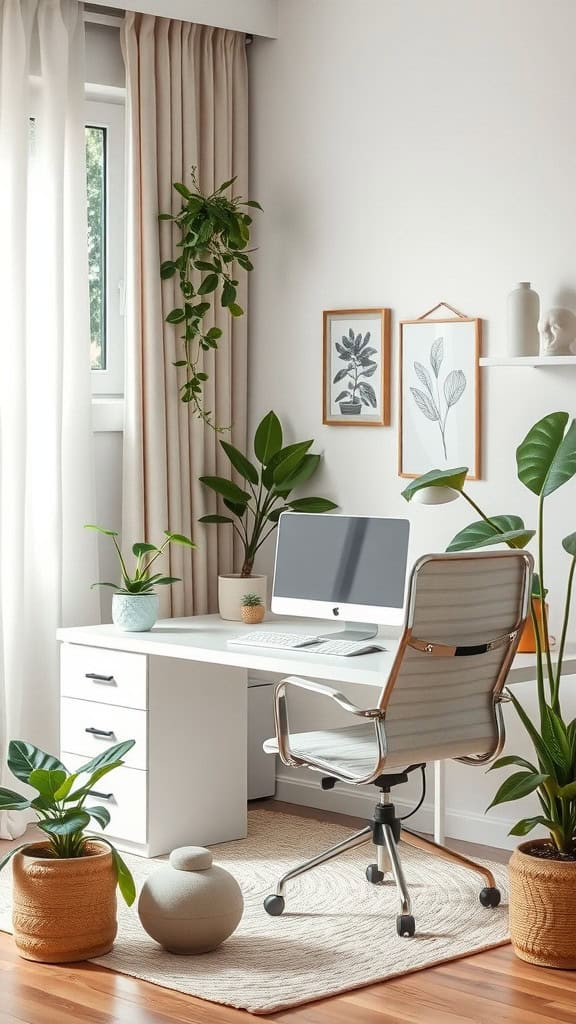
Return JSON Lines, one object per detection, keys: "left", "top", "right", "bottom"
{"left": 121, "top": 14, "right": 249, "bottom": 616}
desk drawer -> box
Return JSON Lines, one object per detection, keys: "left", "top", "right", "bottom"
{"left": 63, "top": 752, "right": 148, "bottom": 845}
{"left": 61, "top": 644, "right": 147, "bottom": 710}
{"left": 60, "top": 698, "right": 147, "bottom": 770}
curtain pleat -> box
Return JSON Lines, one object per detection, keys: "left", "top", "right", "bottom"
{"left": 121, "top": 14, "right": 249, "bottom": 617}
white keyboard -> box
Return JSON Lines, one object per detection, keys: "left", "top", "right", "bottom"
{"left": 228, "top": 631, "right": 386, "bottom": 657}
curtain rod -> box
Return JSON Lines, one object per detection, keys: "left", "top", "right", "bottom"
{"left": 84, "top": 9, "right": 254, "bottom": 42}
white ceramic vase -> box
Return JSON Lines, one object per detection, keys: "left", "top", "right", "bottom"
{"left": 112, "top": 592, "right": 159, "bottom": 632}
{"left": 218, "top": 574, "right": 267, "bottom": 621}
{"left": 507, "top": 282, "right": 540, "bottom": 356}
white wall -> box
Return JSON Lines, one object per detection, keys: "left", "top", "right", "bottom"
{"left": 248, "top": 0, "right": 576, "bottom": 847}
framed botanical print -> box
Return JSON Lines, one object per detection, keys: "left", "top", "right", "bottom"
{"left": 323, "top": 308, "right": 391, "bottom": 426}
{"left": 399, "top": 309, "right": 481, "bottom": 479}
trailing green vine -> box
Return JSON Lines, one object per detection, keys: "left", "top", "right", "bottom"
{"left": 159, "top": 168, "right": 261, "bottom": 431}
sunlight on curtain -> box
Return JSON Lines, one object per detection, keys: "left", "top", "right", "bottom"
{"left": 0, "top": 0, "right": 99, "bottom": 838}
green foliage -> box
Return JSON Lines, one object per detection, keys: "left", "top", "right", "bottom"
{"left": 199, "top": 410, "right": 337, "bottom": 576}
{"left": 402, "top": 411, "right": 576, "bottom": 854}
{"left": 160, "top": 167, "right": 261, "bottom": 430}
{"left": 0, "top": 740, "right": 136, "bottom": 905}
{"left": 85, "top": 526, "right": 196, "bottom": 595}
{"left": 241, "top": 592, "right": 264, "bottom": 607}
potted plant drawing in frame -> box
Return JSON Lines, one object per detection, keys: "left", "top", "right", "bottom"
{"left": 0, "top": 739, "right": 136, "bottom": 963}
{"left": 199, "top": 410, "right": 338, "bottom": 620}
{"left": 323, "top": 309, "right": 391, "bottom": 426}
{"left": 85, "top": 525, "right": 196, "bottom": 631}
{"left": 401, "top": 411, "right": 576, "bottom": 968}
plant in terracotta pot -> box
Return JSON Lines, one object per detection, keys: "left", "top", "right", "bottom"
{"left": 401, "top": 411, "right": 576, "bottom": 968}
{"left": 85, "top": 525, "right": 196, "bottom": 631}
{"left": 0, "top": 739, "right": 136, "bottom": 963}
{"left": 240, "top": 592, "right": 265, "bottom": 625}
{"left": 198, "top": 410, "right": 337, "bottom": 620}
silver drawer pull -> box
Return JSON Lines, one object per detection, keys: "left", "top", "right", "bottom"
{"left": 88, "top": 789, "right": 114, "bottom": 801}
{"left": 85, "top": 672, "right": 115, "bottom": 683}
{"left": 85, "top": 727, "right": 115, "bottom": 738}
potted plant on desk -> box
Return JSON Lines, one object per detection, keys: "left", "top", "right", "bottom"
{"left": 401, "top": 411, "right": 576, "bottom": 968}
{"left": 85, "top": 526, "right": 196, "bottom": 631}
{"left": 0, "top": 739, "right": 135, "bottom": 963}
{"left": 199, "top": 410, "right": 337, "bottom": 620}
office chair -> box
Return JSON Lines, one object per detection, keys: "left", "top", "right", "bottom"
{"left": 262, "top": 550, "right": 533, "bottom": 937}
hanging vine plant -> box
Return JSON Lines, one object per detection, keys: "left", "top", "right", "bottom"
{"left": 159, "top": 168, "right": 261, "bottom": 430}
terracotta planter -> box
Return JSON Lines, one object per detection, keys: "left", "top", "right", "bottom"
{"left": 517, "top": 599, "right": 549, "bottom": 653}
{"left": 509, "top": 839, "right": 576, "bottom": 968}
{"left": 12, "top": 840, "right": 117, "bottom": 963}
{"left": 241, "top": 605, "right": 265, "bottom": 625}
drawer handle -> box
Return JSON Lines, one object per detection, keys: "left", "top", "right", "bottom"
{"left": 88, "top": 789, "right": 114, "bottom": 801}
{"left": 85, "top": 727, "right": 115, "bottom": 738}
{"left": 85, "top": 673, "right": 115, "bottom": 683}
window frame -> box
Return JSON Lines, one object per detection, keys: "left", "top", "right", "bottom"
{"left": 85, "top": 97, "right": 125, "bottom": 397}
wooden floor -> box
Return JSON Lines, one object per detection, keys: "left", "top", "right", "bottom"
{"left": 1, "top": 801, "right": 575, "bottom": 1024}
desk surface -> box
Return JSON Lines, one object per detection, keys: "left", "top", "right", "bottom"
{"left": 57, "top": 614, "right": 576, "bottom": 688}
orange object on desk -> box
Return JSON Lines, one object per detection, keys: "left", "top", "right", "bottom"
{"left": 518, "top": 599, "right": 550, "bottom": 654}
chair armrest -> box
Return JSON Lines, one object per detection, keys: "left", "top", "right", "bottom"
{"left": 273, "top": 675, "right": 388, "bottom": 784}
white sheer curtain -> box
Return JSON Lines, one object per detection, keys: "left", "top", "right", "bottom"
{"left": 0, "top": 0, "right": 99, "bottom": 838}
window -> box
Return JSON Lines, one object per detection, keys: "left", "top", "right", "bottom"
{"left": 85, "top": 99, "right": 125, "bottom": 396}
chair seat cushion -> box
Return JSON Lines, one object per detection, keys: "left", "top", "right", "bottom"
{"left": 263, "top": 723, "right": 381, "bottom": 776}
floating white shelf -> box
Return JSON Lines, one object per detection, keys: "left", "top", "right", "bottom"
{"left": 479, "top": 355, "right": 576, "bottom": 367}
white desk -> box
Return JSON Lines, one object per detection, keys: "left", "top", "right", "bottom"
{"left": 57, "top": 615, "right": 576, "bottom": 854}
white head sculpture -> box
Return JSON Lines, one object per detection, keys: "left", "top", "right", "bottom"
{"left": 538, "top": 307, "right": 576, "bottom": 356}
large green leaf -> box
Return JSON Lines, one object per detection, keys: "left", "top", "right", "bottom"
{"left": 556, "top": 780, "right": 576, "bottom": 799}
{"left": 87, "top": 805, "right": 111, "bottom": 830}
{"left": 263, "top": 442, "right": 313, "bottom": 489}
{"left": 198, "top": 476, "right": 250, "bottom": 505}
{"left": 64, "top": 760, "right": 124, "bottom": 802}
{"left": 219, "top": 441, "right": 259, "bottom": 485}
{"left": 509, "top": 816, "right": 556, "bottom": 837}
{"left": 487, "top": 770, "right": 549, "bottom": 809}
{"left": 198, "top": 514, "right": 235, "bottom": 525}
{"left": 541, "top": 705, "right": 572, "bottom": 777}
{"left": 38, "top": 810, "right": 91, "bottom": 837}
{"left": 287, "top": 497, "right": 338, "bottom": 513}
{"left": 164, "top": 532, "right": 196, "bottom": 548}
{"left": 98, "top": 839, "right": 136, "bottom": 906}
{"left": 506, "top": 690, "right": 556, "bottom": 775}
{"left": 84, "top": 524, "right": 118, "bottom": 537}
{"left": 562, "top": 532, "right": 576, "bottom": 557}
{"left": 132, "top": 542, "right": 158, "bottom": 557}
{"left": 516, "top": 412, "right": 576, "bottom": 497}
{"left": 79, "top": 741, "right": 135, "bottom": 778}
{"left": 276, "top": 454, "right": 321, "bottom": 495}
{"left": 0, "top": 844, "right": 29, "bottom": 874}
{"left": 253, "top": 411, "right": 282, "bottom": 465}
{"left": 0, "top": 786, "right": 30, "bottom": 810}
{"left": 488, "top": 754, "right": 538, "bottom": 773}
{"left": 272, "top": 442, "right": 313, "bottom": 485}
{"left": 28, "top": 769, "right": 67, "bottom": 803}
{"left": 54, "top": 773, "right": 80, "bottom": 802}
{"left": 401, "top": 467, "right": 468, "bottom": 502}
{"left": 447, "top": 517, "right": 535, "bottom": 552}
{"left": 7, "top": 741, "right": 67, "bottom": 784}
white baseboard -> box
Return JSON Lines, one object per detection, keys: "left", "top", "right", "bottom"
{"left": 274, "top": 772, "right": 519, "bottom": 852}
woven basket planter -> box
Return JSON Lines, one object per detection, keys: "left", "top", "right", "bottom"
{"left": 509, "top": 839, "right": 576, "bottom": 968}
{"left": 240, "top": 605, "right": 265, "bottom": 625}
{"left": 12, "top": 840, "right": 117, "bottom": 963}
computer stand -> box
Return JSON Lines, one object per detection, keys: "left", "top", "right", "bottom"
{"left": 317, "top": 622, "right": 378, "bottom": 642}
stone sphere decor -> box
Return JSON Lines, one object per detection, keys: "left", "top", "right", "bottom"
{"left": 137, "top": 846, "right": 243, "bottom": 954}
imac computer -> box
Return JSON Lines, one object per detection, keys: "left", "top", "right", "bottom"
{"left": 271, "top": 512, "right": 410, "bottom": 641}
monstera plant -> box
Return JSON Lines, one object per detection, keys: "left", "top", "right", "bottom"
{"left": 402, "top": 411, "right": 576, "bottom": 967}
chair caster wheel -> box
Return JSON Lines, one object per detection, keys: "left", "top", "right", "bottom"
{"left": 264, "top": 894, "right": 285, "bottom": 916}
{"left": 396, "top": 914, "right": 415, "bottom": 937}
{"left": 479, "top": 887, "right": 501, "bottom": 908}
{"left": 366, "top": 864, "right": 384, "bottom": 884}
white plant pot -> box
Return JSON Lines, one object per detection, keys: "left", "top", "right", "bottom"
{"left": 112, "top": 592, "right": 159, "bottom": 632}
{"left": 218, "top": 574, "right": 267, "bottom": 621}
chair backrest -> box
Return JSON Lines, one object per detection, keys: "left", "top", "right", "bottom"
{"left": 378, "top": 550, "right": 532, "bottom": 767}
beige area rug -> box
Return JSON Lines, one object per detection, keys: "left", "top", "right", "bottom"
{"left": 0, "top": 809, "right": 509, "bottom": 1014}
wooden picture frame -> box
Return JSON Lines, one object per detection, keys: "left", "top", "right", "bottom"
{"left": 323, "top": 308, "right": 391, "bottom": 426}
{"left": 399, "top": 313, "right": 482, "bottom": 479}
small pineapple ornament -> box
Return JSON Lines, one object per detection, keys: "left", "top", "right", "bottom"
{"left": 240, "top": 592, "right": 265, "bottom": 625}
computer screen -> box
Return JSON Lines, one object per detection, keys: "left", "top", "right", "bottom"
{"left": 272, "top": 513, "right": 410, "bottom": 628}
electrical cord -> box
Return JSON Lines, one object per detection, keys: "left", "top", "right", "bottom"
{"left": 398, "top": 764, "right": 427, "bottom": 821}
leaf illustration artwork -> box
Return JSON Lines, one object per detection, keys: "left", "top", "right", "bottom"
{"left": 332, "top": 327, "right": 379, "bottom": 415}
{"left": 410, "top": 337, "right": 466, "bottom": 459}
